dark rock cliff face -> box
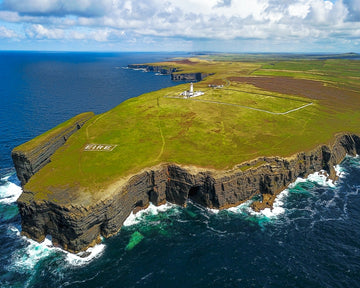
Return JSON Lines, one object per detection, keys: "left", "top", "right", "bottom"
{"left": 127, "top": 64, "right": 177, "bottom": 75}
{"left": 12, "top": 113, "right": 94, "bottom": 186}
{"left": 15, "top": 133, "right": 360, "bottom": 253}
{"left": 128, "top": 64, "right": 211, "bottom": 82}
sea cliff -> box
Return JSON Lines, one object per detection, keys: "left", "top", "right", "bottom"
{"left": 14, "top": 133, "right": 360, "bottom": 253}
{"left": 127, "top": 64, "right": 211, "bottom": 81}
{"left": 12, "top": 112, "right": 94, "bottom": 186}
{"left": 127, "top": 64, "right": 177, "bottom": 75}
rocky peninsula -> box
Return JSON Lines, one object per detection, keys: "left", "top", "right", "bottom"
{"left": 128, "top": 63, "right": 212, "bottom": 81}
{"left": 13, "top": 131, "right": 360, "bottom": 253}
{"left": 12, "top": 56, "right": 360, "bottom": 253}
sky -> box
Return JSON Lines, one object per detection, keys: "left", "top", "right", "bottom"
{"left": 0, "top": 0, "right": 359, "bottom": 52}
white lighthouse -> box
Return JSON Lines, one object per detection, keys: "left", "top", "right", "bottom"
{"left": 180, "top": 82, "right": 204, "bottom": 98}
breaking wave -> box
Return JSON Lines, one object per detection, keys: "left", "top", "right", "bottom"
{"left": 8, "top": 227, "right": 105, "bottom": 271}
{"left": 0, "top": 173, "right": 105, "bottom": 278}
{"left": 0, "top": 181, "right": 22, "bottom": 205}
{"left": 225, "top": 167, "right": 342, "bottom": 227}
{"left": 123, "top": 202, "right": 178, "bottom": 227}
{"left": 0, "top": 171, "right": 22, "bottom": 205}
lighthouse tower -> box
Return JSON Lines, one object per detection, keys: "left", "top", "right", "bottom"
{"left": 180, "top": 82, "right": 204, "bottom": 98}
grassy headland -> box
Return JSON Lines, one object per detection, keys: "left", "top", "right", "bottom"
{"left": 23, "top": 55, "right": 360, "bottom": 202}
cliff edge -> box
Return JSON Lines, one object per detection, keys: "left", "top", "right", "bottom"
{"left": 12, "top": 112, "right": 94, "bottom": 186}
{"left": 15, "top": 133, "right": 360, "bottom": 253}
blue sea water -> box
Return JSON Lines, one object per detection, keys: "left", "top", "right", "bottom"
{"left": 0, "top": 52, "right": 360, "bottom": 287}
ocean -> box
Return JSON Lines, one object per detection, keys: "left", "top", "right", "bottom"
{"left": 0, "top": 52, "right": 359, "bottom": 288}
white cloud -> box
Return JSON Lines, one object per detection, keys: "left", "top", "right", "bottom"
{"left": 26, "top": 24, "right": 64, "bottom": 39}
{"left": 2, "top": 0, "right": 113, "bottom": 17}
{"left": 0, "top": 0, "right": 359, "bottom": 50}
{"left": 0, "top": 25, "right": 19, "bottom": 38}
{"left": 343, "top": 0, "right": 360, "bottom": 21}
{"left": 288, "top": 3, "right": 310, "bottom": 18}
{"left": 68, "top": 29, "right": 110, "bottom": 42}
{"left": 24, "top": 24, "right": 127, "bottom": 42}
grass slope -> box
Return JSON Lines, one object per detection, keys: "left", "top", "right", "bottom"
{"left": 24, "top": 56, "right": 360, "bottom": 202}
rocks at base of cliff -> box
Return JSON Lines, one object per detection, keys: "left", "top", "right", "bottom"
{"left": 251, "top": 194, "right": 277, "bottom": 212}
{"left": 12, "top": 112, "right": 94, "bottom": 186}
{"left": 16, "top": 133, "right": 360, "bottom": 253}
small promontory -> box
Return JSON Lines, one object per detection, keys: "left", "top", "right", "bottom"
{"left": 13, "top": 55, "right": 360, "bottom": 253}
{"left": 128, "top": 59, "right": 213, "bottom": 81}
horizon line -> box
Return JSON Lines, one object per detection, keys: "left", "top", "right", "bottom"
{"left": 0, "top": 50, "right": 359, "bottom": 55}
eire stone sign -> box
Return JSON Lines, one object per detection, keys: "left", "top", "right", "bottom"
{"left": 84, "top": 144, "right": 117, "bottom": 152}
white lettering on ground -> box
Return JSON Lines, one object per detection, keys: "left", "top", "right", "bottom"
{"left": 84, "top": 144, "right": 117, "bottom": 151}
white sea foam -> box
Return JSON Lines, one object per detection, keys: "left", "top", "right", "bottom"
{"left": 334, "top": 164, "right": 347, "bottom": 179}
{"left": 254, "top": 169, "right": 344, "bottom": 218}
{"left": 288, "top": 170, "right": 337, "bottom": 190}
{"left": 226, "top": 188, "right": 289, "bottom": 219}
{"left": 306, "top": 171, "right": 336, "bottom": 188}
{"left": 132, "top": 68, "right": 147, "bottom": 72}
{"left": 8, "top": 225, "right": 21, "bottom": 236}
{"left": 0, "top": 175, "right": 11, "bottom": 181}
{"left": 224, "top": 166, "right": 345, "bottom": 221}
{"left": 206, "top": 207, "right": 220, "bottom": 214}
{"left": 1, "top": 176, "right": 105, "bottom": 268}
{"left": 0, "top": 180, "right": 22, "bottom": 204}
{"left": 257, "top": 171, "right": 337, "bottom": 217}
{"left": 288, "top": 177, "right": 307, "bottom": 189}
{"left": 11, "top": 231, "right": 54, "bottom": 271}
{"left": 123, "top": 202, "right": 176, "bottom": 227}
{"left": 8, "top": 226, "right": 105, "bottom": 270}
{"left": 259, "top": 190, "right": 289, "bottom": 218}
{"left": 227, "top": 200, "right": 253, "bottom": 214}
{"left": 65, "top": 243, "right": 105, "bottom": 266}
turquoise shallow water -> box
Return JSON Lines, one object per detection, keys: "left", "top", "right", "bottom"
{"left": 0, "top": 52, "right": 359, "bottom": 287}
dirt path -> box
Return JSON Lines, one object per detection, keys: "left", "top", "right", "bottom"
{"left": 156, "top": 97, "right": 166, "bottom": 161}
{"left": 85, "top": 113, "right": 106, "bottom": 140}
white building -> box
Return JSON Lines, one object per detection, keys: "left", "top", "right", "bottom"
{"left": 180, "top": 82, "right": 204, "bottom": 98}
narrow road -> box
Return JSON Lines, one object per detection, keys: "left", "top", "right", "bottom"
{"left": 222, "top": 87, "right": 310, "bottom": 103}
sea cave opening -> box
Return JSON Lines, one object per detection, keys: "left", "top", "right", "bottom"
{"left": 188, "top": 186, "right": 205, "bottom": 206}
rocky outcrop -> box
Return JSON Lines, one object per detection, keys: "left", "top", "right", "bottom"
{"left": 128, "top": 64, "right": 211, "bottom": 81}
{"left": 12, "top": 112, "right": 94, "bottom": 186}
{"left": 16, "top": 133, "right": 360, "bottom": 253}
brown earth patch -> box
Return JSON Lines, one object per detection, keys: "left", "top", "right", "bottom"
{"left": 169, "top": 112, "right": 196, "bottom": 140}
{"left": 208, "top": 79, "right": 226, "bottom": 86}
{"left": 170, "top": 59, "right": 197, "bottom": 65}
{"left": 229, "top": 76, "right": 360, "bottom": 110}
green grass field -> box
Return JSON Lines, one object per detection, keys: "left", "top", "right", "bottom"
{"left": 22, "top": 55, "right": 360, "bottom": 202}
